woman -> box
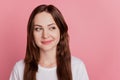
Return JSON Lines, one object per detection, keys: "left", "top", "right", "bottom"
{"left": 9, "top": 4, "right": 89, "bottom": 80}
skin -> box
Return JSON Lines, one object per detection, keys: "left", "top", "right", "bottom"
{"left": 33, "top": 12, "right": 60, "bottom": 68}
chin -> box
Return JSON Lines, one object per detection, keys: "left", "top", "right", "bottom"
{"left": 40, "top": 46, "right": 56, "bottom": 52}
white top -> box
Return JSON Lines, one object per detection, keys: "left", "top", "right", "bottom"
{"left": 9, "top": 56, "right": 89, "bottom": 80}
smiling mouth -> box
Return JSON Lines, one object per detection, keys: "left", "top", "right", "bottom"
{"left": 41, "top": 40, "right": 53, "bottom": 45}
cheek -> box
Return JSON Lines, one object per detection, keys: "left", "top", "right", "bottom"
{"left": 54, "top": 32, "right": 60, "bottom": 41}
{"left": 33, "top": 33, "right": 42, "bottom": 42}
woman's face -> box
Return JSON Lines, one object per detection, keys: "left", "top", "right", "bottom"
{"left": 33, "top": 12, "right": 60, "bottom": 52}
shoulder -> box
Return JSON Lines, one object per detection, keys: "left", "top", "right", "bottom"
{"left": 9, "top": 59, "right": 25, "bottom": 80}
{"left": 71, "top": 56, "right": 84, "bottom": 65}
{"left": 14, "top": 59, "right": 25, "bottom": 68}
{"left": 71, "top": 56, "right": 86, "bottom": 72}
{"left": 71, "top": 56, "right": 89, "bottom": 80}
{"left": 12, "top": 59, "right": 25, "bottom": 73}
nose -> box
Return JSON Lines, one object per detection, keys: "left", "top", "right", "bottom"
{"left": 42, "top": 29, "right": 49, "bottom": 39}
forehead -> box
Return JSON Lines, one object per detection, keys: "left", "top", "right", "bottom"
{"left": 33, "top": 12, "right": 56, "bottom": 26}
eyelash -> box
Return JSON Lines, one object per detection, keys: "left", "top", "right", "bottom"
{"left": 34, "top": 26, "right": 56, "bottom": 32}
{"left": 49, "top": 26, "right": 56, "bottom": 30}
{"left": 34, "top": 27, "right": 43, "bottom": 31}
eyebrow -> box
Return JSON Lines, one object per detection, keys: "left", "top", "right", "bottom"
{"left": 48, "top": 23, "right": 55, "bottom": 26}
{"left": 33, "top": 23, "right": 55, "bottom": 27}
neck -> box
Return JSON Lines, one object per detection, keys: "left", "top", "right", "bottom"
{"left": 39, "top": 48, "right": 57, "bottom": 67}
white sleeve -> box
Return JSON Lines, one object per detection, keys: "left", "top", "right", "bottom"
{"left": 78, "top": 62, "right": 89, "bottom": 80}
{"left": 9, "top": 63, "right": 19, "bottom": 80}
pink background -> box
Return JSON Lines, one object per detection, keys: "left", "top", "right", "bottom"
{"left": 0, "top": 0, "right": 120, "bottom": 80}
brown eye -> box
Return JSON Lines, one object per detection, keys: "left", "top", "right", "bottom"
{"left": 34, "top": 27, "right": 43, "bottom": 31}
{"left": 49, "top": 27, "right": 56, "bottom": 31}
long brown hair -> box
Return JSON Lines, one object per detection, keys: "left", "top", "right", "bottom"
{"left": 24, "top": 4, "right": 72, "bottom": 80}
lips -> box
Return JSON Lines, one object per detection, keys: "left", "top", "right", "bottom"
{"left": 41, "top": 40, "right": 53, "bottom": 45}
